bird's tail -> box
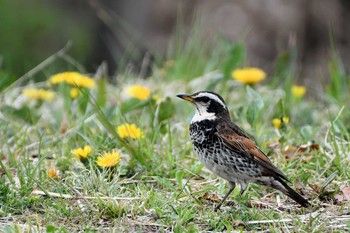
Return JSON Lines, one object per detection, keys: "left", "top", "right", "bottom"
{"left": 273, "top": 179, "right": 310, "bottom": 207}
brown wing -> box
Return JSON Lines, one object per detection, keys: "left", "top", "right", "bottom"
{"left": 216, "top": 120, "right": 288, "bottom": 181}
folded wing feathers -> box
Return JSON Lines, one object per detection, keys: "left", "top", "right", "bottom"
{"left": 217, "top": 125, "right": 289, "bottom": 181}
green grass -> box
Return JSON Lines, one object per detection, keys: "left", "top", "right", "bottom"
{"left": 0, "top": 39, "right": 350, "bottom": 232}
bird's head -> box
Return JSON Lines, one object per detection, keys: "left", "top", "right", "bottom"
{"left": 177, "top": 91, "right": 229, "bottom": 123}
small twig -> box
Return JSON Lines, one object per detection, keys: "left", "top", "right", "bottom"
{"left": 59, "top": 53, "right": 86, "bottom": 73}
{"left": 244, "top": 210, "right": 350, "bottom": 226}
{"left": 31, "top": 190, "right": 140, "bottom": 201}
{"left": 196, "top": 179, "right": 218, "bottom": 186}
{"left": 119, "top": 178, "right": 176, "bottom": 185}
{"left": 118, "top": 172, "right": 139, "bottom": 183}
{"left": 66, "top": 184, "right": 89, "bottom": 203}
{"left": 127, "top": 220, "right": 168, "bottom": 229}
{"left": 175, "top": 175, "right": 194, "bottom": 199}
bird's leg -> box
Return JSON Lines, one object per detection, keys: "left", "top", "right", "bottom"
{"left": 214, "top": 182, "right": 236, "bottom": 212}
{"left": 239, "top": 182, "right": 247, "bottom": 196}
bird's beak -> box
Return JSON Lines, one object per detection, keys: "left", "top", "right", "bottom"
{"left": 176, "top": 94, "right": 195, "bottom": 103}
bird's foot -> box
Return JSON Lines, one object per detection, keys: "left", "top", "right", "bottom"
{"left": 214, "top": 203, "right": 222, "bottom": 212}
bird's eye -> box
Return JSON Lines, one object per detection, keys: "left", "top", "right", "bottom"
{"left": 196, "top": 96, "right": 210, "bottom": 103}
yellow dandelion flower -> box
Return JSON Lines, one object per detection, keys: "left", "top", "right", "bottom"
{"left": 22, "top": 88, "right": 55, "bottom": 102}
{"left": 126, "top": 85, "right": 150, "bottom": 100}
{"left": 68, "top": 75, "right": 95, "bottom": 88}
{"left": 49, "top": 72, "right": 95, "bottom": 88}
{"left": 49, "top": 72, "right": 80, "bottom": 85}
{"left": 232, "top": 67, "right": 266, "bottom": 85}
{"left": 47, "top": 167, "right": 59, "bottom": 179}
{"left": 70, "top": 88, "right": 80, "bottom": 99}
{"left": 49, "top": 73, "right": 67, "bottom": 84}
{"left": 71, "top": 145, "right": 92, "bottom": 159}
{"left": 97, "top": 150, "right": 121, "bottom": 168}
{"left": 291, "top": 85, "right": 306, "bottom": 98}
{"left": 272, "top": 117, "right": 289, "bottom": 129}
{"left": 117, "top": 123, "right": 143, "bottom": 139}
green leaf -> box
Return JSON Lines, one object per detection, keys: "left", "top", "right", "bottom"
{"left": 175, "top": 170, "right": 185, "bottom": 189}
{"left": 59, "top": 83, "right": 72, "bottom": 111}
{"left": 46, "top": 225, "right": 58, "bottom": 233}
{"left": 77, "top": 88, "right": 90, "bottom": 113}
{"left": 246, "top": 85, "right": 264, "bottom": 110}
{"left": 155, "top": 97, "right": 175, "bottom": 123}
{"left": 320, "top": 172, "right": 337, "bottom": 194}
{"left": 276, "top": 98, "right": 287, "bottom": 117}
{"left": 0, "top": 159, "right": 15, "bottom": 185}
{"left": 155, "top": 97, "right": 175, "bottom": 134}
{"left": 96, "top": 78, "right": 107, "bottom": 107}
{"left": 299, "top": 125, "right": 316, "bottom": 140}
{"left": 154, "top": 207, "right": 163, "bottom": 216}
{"left": 245, "top": 86, "right": 264, "bottom": 127}
{"left": 1, "top": 105, "right": 39, "bottom": 124}
{"left": 120, "top": 98, "right": 151, "bottom": 113}
{"left": 326, "top": 55, "right": 346, "bottom": 101}
{"left": 221, "top": 42, "right": 245, "bottom": 79}
{"left": 275, "top": 51, "right": 292, "bottom": 79}
{"left": 246, "top": 105, "right": 257, "bottom": 127}
{"left": 153, "top": 176, "right": 174, "bottom": 190}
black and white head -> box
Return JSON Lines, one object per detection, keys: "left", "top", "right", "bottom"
{"left": 177, "top": 91, "right": 229, "bottom": 123}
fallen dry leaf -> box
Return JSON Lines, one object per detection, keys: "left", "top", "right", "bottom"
{"left": 335, "top": 184, "right": 350, "bottom": 201}
{"left": 234, "top": 220, "right": 245, "bottom": 227}
{"left": 198, "top": 192, "right": 220, "bottom": 203}
{"left": 225, "top": 200, "right": 236, "bottom": 207}
{"left": 297, "top": 143, "right": 320, "bottom": 153}
{"left": 281, "top": 145, "right": 299, "bottom": 160}
{"left": 60, "top": 120, "right": 68, "bottom": 134}
{"left": 280, "top": 143, "right": 320, "bottom": 161}
{"left": 300, "top": 154, "right": 314, "bottom": 162}
{"left": 309, "top": 183, "right": 321, "bottom": 193}
{"left": 294, "top": 180, "right": 307, "bottom": 194}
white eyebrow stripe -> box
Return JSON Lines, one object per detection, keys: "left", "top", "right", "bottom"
{"left": 194, "top": 92, "right": 227, "bottom": 109}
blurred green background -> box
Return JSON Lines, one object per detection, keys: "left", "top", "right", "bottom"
{"left": 1, "top": 0, "right": 349, "bottom": 89}
{"left": 0, "top": 1, "right": 95, "bottom": 87}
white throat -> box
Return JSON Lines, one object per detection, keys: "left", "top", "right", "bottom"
{"left": 191, "top": 104, "right": 217, "bottom": 123}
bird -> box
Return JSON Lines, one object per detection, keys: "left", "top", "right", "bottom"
{"left": 177, "top": 91, "right": 309, "bottom": 211}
